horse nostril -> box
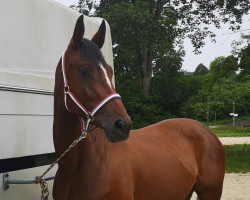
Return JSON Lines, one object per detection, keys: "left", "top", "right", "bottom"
{"left": 115, "top": 119, "right": 125, "bottom": 130}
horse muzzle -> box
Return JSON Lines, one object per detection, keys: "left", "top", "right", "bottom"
{"left": 103, "top": 117, "right": 131, "bottom": 143}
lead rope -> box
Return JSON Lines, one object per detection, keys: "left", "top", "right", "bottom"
{"left": 39, "top": 180, "right": 49, "bottom": 200}
{"left": 36, "top": 128, "right": 93, "bottom": 200}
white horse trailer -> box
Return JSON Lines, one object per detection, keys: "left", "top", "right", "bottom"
{"left": 0, "top": 0, "right": 114, "bottom": 199}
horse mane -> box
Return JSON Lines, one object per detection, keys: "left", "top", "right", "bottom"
{"left": 80, "top": 38, "right": 107, "bottom": 68}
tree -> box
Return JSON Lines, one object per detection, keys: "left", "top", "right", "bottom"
{"left": 193, "top": 63, "right": 208, "bottom": 76}
{"left": 231, "top": 23, "right": 250, "bottom": 79}
{"left": 96, "top": 0, "right": 249, "bottom": 95}
{"left": 73, "top": 0, "right": 249, "bottom": 96}
{"left": 220, "top": 55, "right": 238, "bottom": 77}
{"left": 181, "top": 76, "right": 250, "bottom": 120}
{"left": 97, "top": 1, "right": 181, "bottom": 95}
{"left": 70, "top": 0, "right": 95, "bottom": 16}
{"left": 210, "top": 57, "right": 226, "bottom": 75}
{"left": 238, "top": 44, "right": 250, "bottom": 79}
{"left": 209, "top": 56, "right": 238, "bottom": 79}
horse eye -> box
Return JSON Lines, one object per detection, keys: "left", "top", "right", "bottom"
{"left": 79, "top": 69, "right": 89, "bottom": 77}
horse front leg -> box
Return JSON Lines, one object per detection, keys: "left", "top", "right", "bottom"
{"left": 53, "top": 169, "right": 71, "bottom": 200}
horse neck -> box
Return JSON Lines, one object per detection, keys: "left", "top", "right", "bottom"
{"left": 53, "top": 63, "right": 108, "bottom": 165}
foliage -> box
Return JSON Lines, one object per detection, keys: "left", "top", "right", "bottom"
{"left": 170, "top": 0, "right": 250, "bottom": 53}
{"left": 96, "top": 1, "right": 182, "bottom": 95}
{"left": 193, "top": 63, "right": 208, "bottom": 76}
{"left": 153, "top": 71, "right": 201, "bottom": 113}
{"left": 238, "top": 44, "right": 250, "bottom": 79}
{"left": 181, "top": 74, "right": 250, "bottom": 121}
{"left": 224, "top": 144, "right": 250, "bottom": 173}
{"left": 209, "top": 56, "right": 238, "bottom": 79}
{"left": 115, "top": 72, "right": 176, "bottom": 129}
{"left": 74, "top": 0, "right": 249, "bottom": 95}
{"left": 70, "top": 0, "right": 95, "bottom": 16}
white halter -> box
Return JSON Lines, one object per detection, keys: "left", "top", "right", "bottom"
{"left": 62, "top": 50, "right": 121, "bottom": 138}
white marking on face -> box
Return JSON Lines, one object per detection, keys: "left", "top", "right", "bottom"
{"left": 100, "top": 63, "right": 112, "bottom": 88}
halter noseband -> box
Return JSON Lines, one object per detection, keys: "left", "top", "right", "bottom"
{"left": 62, "top": 49, "right": 121, "bottom": 138}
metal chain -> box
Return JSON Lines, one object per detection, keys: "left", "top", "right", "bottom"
{"left": 36, "top": 130, "right": 88, "bottom": 199}
{"left": 39, "top": 179, "right": 49, "bottom": 200}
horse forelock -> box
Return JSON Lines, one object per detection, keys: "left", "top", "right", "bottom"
{"left": 80, "top": 38, "right": 107, "bottom": 69}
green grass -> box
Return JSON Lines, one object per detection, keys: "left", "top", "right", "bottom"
{"left": 199, "top": 116, "right": 250, "bottom": 137}
{"left": 203, "top": 118, "right": 250, "bottom": 172}
{"left": 202, "top": 116, "right": 250, "bottom": 126}
{"left": 210, "top": 126, "right": 250, "bottom": 137}
{"left": 224, "top": 144, "right": 250, "bottom": 173}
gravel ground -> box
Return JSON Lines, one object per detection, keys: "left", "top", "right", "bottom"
{"left": 219, "top": 137, "right": 250, "bottom": 145}
{"left": 191, "top": 137, "right": 250, "bottom": 200}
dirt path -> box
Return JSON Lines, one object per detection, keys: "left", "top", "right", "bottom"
{"left": 191, "top": 173, "right": 250, "bottom": 200}
{"left": 219, "top": 137, "right": 250, "bottom": 145}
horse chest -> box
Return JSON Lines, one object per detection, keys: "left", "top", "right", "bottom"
{"left": 67, "top": 166, "right": 133, "bottom": 200}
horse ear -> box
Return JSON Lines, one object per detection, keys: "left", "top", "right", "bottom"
{"left": 91, "top": 20, "right": 106, "bottom": 49}
{"left": 69, "top": 15, "right": 85, "bottom": 48}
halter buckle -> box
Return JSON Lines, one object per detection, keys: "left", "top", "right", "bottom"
{"left": 64, "top": 85, "right": 69, "bottom": 93}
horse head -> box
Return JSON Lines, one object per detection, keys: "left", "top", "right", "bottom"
{"left": 58, "top": 15, "right": 131, "bottom": 143}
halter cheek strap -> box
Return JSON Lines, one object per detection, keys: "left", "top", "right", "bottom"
{"left": 62, "top": 50, "right": 121, "bottom": 138}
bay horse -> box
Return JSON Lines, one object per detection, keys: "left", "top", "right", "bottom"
{"left": 53, "top": 15, "right": 225, "bottom": 200}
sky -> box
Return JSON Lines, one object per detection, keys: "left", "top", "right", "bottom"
{"left": 54, "top": 0, "right": 249, "bottom": 72}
